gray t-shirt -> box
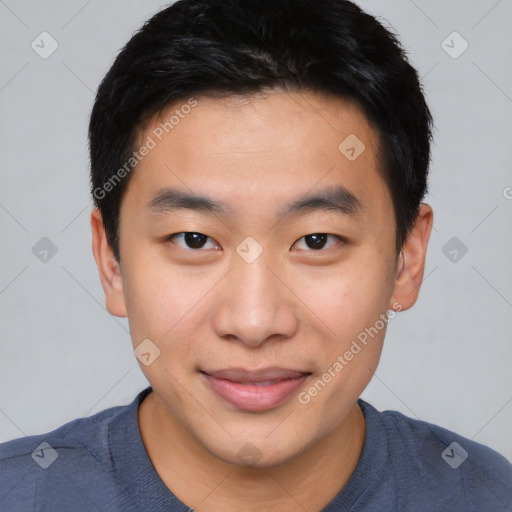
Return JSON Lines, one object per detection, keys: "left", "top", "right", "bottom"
{"left": 1, "top": 386, "right": 511, "bottom": 511}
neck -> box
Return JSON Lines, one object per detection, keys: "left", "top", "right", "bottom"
{"left": 138, "top": 391, "right": 366, "bottom": 512}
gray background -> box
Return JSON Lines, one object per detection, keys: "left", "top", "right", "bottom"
{"left": 1, "top": 0, "right": 511, "bottom": 461}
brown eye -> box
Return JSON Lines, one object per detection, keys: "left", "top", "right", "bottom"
{"left": 168, "top": 232, "right": 220, "bottom": 250}
{"left": 292, "top": 233, "right": 341, "bottom": 251}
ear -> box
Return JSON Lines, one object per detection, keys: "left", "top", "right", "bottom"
{"left": 90, "top": 208, "right": 127, "bottom": 317}
{"left": 389, "top": 203, "right": 433, "bottom": 311}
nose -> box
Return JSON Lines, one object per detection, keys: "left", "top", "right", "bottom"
{"left": 212, "top": 251, "right": 299, "bottom": 348}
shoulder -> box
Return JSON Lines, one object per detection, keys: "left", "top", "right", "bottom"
{"left": 0, "top": 403, "right": 122, "bottom": 465}
{"left": 0, "top": 402, "right": 129, "bottom": 510}
{"left": 362, "top": 401, "right": 512, "bottom": 511}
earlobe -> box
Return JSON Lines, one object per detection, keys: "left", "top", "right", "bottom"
{"left": 390, "top": 203, "right": 433, "bottom": 311}
{"left": 90, "top": 208, "right": 128, "bottom": 317}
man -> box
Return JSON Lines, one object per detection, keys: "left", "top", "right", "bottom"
{"left": 1, "top": 0, "right": 511, "bottom": 510}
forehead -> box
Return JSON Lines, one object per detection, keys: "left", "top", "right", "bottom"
{"left": 124, "top": 90, "right": 391, "bottom": 224}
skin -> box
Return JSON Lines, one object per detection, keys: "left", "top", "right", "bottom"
{"left": 91, "top": 90, "right": 433, "bottom": 511}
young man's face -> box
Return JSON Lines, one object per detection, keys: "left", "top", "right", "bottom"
{"left": 92, "top": 90, "right": 432, "bottom": 467}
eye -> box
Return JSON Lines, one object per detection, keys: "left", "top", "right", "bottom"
{"left": 167, "top": 232, "right": 221, "bottom": 250}
{"left": 292, "top": 233, "right": 342, "bottom": 251}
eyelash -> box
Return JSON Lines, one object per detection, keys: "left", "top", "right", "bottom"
{"left": 166, "top": 232, "right": 344, "bottom": 252}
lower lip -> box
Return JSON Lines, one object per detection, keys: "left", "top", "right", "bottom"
{"left": 201, "top": 373, "right": 310, "bottom": 412}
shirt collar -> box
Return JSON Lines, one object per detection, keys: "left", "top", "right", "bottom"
{"left": 109, "top": 387, "right": 386, "bottom": 511}
{"left": 109, "top": 385, "right": 190, "bottom": 511}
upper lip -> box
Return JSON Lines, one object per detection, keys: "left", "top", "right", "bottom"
{"left": 201, "top": 367, "right": 311, "bottom": 383}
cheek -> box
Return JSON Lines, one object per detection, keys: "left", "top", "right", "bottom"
{"left": 121, "top": 246, "right": 227, "bottom": 355}
{"left": 122, "top": 261, "right": 205, "bottom": 390}
{"left": 303, "top": 255, "right": 393, "bottom": 408}
{"left": 121, "top": 249, "right": 193, "bottom": 343}
{"left": 297, "top": 258, "right": 392, "bottom": 341}
{"left": 298, "top": 280, "right": 389, "bottom": 433}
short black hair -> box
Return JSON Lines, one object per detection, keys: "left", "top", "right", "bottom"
{"left": 89, "top": 0, "right": 433, "bottom": 262}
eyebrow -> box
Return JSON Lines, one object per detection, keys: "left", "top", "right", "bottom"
{"left": 146, "top": 185, "right": 363, "bottom": 220}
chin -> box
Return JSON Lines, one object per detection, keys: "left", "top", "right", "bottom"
{"left": 201, "top": 430, "right": 313, "bottom": 470}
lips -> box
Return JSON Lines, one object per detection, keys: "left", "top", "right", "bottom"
{"left": 204, "top": 367, "right": 308, "bottom": 383}
{"left": 200, "top": 367, "right": 311, "bottom": 412}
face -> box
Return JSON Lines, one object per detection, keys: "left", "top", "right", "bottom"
{"left": 92, "top": 90, "right": 430, "bottom": 468}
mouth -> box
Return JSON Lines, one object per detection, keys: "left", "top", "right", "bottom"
{"left": 200, "top": 367, "right": 312, "bottom": 412}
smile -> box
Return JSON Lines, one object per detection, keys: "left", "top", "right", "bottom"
{"left": 200, "top": 367, "right": 312, "bottom": 412}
